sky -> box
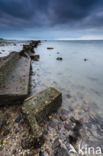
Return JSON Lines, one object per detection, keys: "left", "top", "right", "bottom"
{"left": 0, "top": 0, "right": 103, "bottom": 40}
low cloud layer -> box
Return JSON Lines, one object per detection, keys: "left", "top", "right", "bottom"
{"left": 0, "top": 0, "right": 103, "bottom": 39}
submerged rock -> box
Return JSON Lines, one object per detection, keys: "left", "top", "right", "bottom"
{"left": 56, "top": 57, "right": 63, "bottom": 61}
{"left": 22, "top": 87, "right": 62, "bottom": 147}
{"left": 47, "top": 47, "right": 54, "bottom": 50}
{"left": 84, "top": 58, "right": 88, "bottom": 62}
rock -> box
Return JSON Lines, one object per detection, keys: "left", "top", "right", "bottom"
{"left": 21, "top": 139, "right": 28, "bottom": 149}
{"left": 57, "top": 52, "right": 60, "bottom": 54}
{"left": 39, "top": 151, "right": 45, "bottom": 156}
{"left": 58, "top": 123, "right": 62, "bottom": 130}
{"left": 56, "top": 57, "right": 63, "bottom": 61}
{"left": 15, "top": 112, "right": 22, "bottom": 123}
{"left": 3, "top": 129, "right": 10, "bottom": 136}
{"left": 24, "top": 153, "right": 33, "bottom": 156}
{"left": 64, "top": 123, "right": 71, "bottom": 131}
{"left": 68, "top": 135, "right": 77, "bottom": 145}
{"left": 66, "top": 94, "right": 72, "bottom": 99}
{"left": 0, "top": 111, "right": 6, "bottom": 131}
{"left": 47, "top": 47, "right": 54, "bottom": 50}
{"left": 24, "top": 152, "right": 33, "bottom": 156}
{"left": 30, "top": 54, "right": 40, "bottom": 61}
{"left": 15, "top": 129, "right": 19, "bottom": 134}
{"left": 70, "top": 117, "right": 76, "bottom": 123}
{"left": 60, "top": 115, "right": 67, "bottom": 121}
{"left": 52, "top": 139, "right": 69, "bottom": 156}
{"left": 84, "top": 58, "right": 88, "bottom": 61}
{"left": 48, "top": 121, "right": 57, "bottom": 128}
{"left": 22, "top": 87, "right": 62, "bottom": 147}
{"left": 61, "top": 109, "right": 69, "bottom": 115}
{"left": 12, "top": 149, "right": 16, "bottom": 155}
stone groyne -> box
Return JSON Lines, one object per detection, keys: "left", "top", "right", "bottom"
{"left": 0, "top": 40, "right": 40, "bottom": 105}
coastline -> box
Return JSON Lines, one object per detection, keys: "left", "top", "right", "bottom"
{"left": 0, "top": 40, "right": 103, "bottom": 155}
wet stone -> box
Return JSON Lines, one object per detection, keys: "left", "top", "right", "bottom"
{"left": 57, "top": 52, "right": 60, "bottom": 54}
{"left": 64, "top": 123, "right": 71, "bottom": 131}
{"left": 69, "top": 135, "right": 78, "bottom": 145}
{"left": 21, "top": 139, "right": 29, "bottom": 149}
{"left": 24, "top": 153, "right": 33, "bottom": 156}
{"left": 58, "top": 123, "right": 62, "bottom": 130}
{"left": 12, "top": 149, "right": 17, "bottom": 155}
{"left": 84, "top": 58, "right": 88, "bottom": 61}
{"left": 3, "top": 129, "right": 10, "bottom": 136}
{"left": 70, "top": 117, "right": 76, "bottom": 123}
{"left": 60, "top": 115, "right": 67, "bottom": 121}
{"left": 14, "top": 128, "right": 19, "bottom": 134}
{"left": 39, "top": 151, "right": 45, "bottom": 156}
{"left": 15, "top": 112, "right": 22, "bottom": 123}
{"left": 22, "top": 87, "right": 62, "bottom": 147}
{"left": 47, "top": 47, "right": 54, "bottom": 50}
{"left": 56, "top": 57, "right": 63, "bottom": 61}
{"left": 61, "top": 109, "right": 69, "bottom": 116}
{"left": 53, "top": 139, "right": 69, "bottom": 156}
{"left": 66, "top": 94, "right": 72, "bottom": 99}
{"left": 31, "top": 54, "right": 40, "bottom": 61}
{"left": 48, "top": 121, "right": 57, "bottom": 128}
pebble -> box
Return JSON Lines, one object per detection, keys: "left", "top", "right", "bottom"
{"left": 61, "top": 109, "right": 69, "bottom": 116}
{"left": 21, "top": 139, "right": 27, "bottom": 149}
{"left": 66, "top": 94, "right": 72, "bottom": 99}
{"left": 48, "top": 121, "right": 57, "bottom": 128}
{"left": 15, "top": 112, "right": 22, "bottom": 123}
{"left": 3, "top": 129, "right": 10, "bottom": 136}
{"left": 39, "top": 151, "right": 45, "bottom": 156}
{"left": 70, "top": 117, "right": 76, "bottom": 123}
{"left": 60, "top": 114, "right": 67, "bottom": 121}
{"left": 58, "top": 124, "right": 62, "bottom": 130}
{"left": 15, "top": 129, "right": 19, "bottom": 134}
{"left": 64, "top": 123, "right": 71, "bottom": 131}
{"left": 12, "top": 149, "right": 16, "bottom": 154}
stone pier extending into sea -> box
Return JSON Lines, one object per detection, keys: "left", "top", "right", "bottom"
{"left": 0, "top": 40, "right": 40, "bottom": 105}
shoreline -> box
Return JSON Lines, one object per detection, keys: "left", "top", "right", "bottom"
{"left": 0, "top": 40, "right": 103, "bottom": 155}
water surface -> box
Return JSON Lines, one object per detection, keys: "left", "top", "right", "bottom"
{"left": 31, "top": 40, "right": 103, "bottom": 115}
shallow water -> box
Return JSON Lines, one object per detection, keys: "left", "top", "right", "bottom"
{"left": 31, "top": 40, "right": 103, "bottom": 116}
{"left": 0, "top": 42, "right": 25, "bottom": 57}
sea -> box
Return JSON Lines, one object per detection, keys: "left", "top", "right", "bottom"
{"left": 31, "top": 40, "right": 103, "bottom": 116}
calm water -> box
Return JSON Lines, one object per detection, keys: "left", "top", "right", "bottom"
{"left": 31, "top": 40, "right": 103, "bottom": 116}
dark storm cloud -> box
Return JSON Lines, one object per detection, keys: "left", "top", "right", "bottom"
{"left": 0, "top": 0, "right": 103, "bottom": 37}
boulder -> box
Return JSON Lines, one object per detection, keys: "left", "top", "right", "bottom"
{"left": 30, "top": 54, "right": 40, "bottom": 61}
{"left": 22, "top": 87, "right": 62, "bottom": 147}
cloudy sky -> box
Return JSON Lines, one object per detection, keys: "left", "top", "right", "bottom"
{"left": 0, "top": 0, "right": 103, "bottom": 40}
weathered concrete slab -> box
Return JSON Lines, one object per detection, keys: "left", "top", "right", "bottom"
{"left": 22, "top": 87, "right": 62, "bottom": 147}
{"left": 0, "top": 52, "right": 31, "bottom": 105}
{"left": 0, "top": 52, "right": 19, "bottom": 84}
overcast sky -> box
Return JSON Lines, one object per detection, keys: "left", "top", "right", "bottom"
{"left": 0, "top": 0, "right": 103, "bottom": 40}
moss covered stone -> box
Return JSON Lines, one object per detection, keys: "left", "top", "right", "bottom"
{"left": 22, "top": 87, "right": 62, "bottom": 147}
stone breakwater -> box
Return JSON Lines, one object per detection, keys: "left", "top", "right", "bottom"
{"left": 0, "top": 40, "right": 40, "bottom": 105}
{"left": 0, "top": 40, "right": 62, "bottom": 155}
